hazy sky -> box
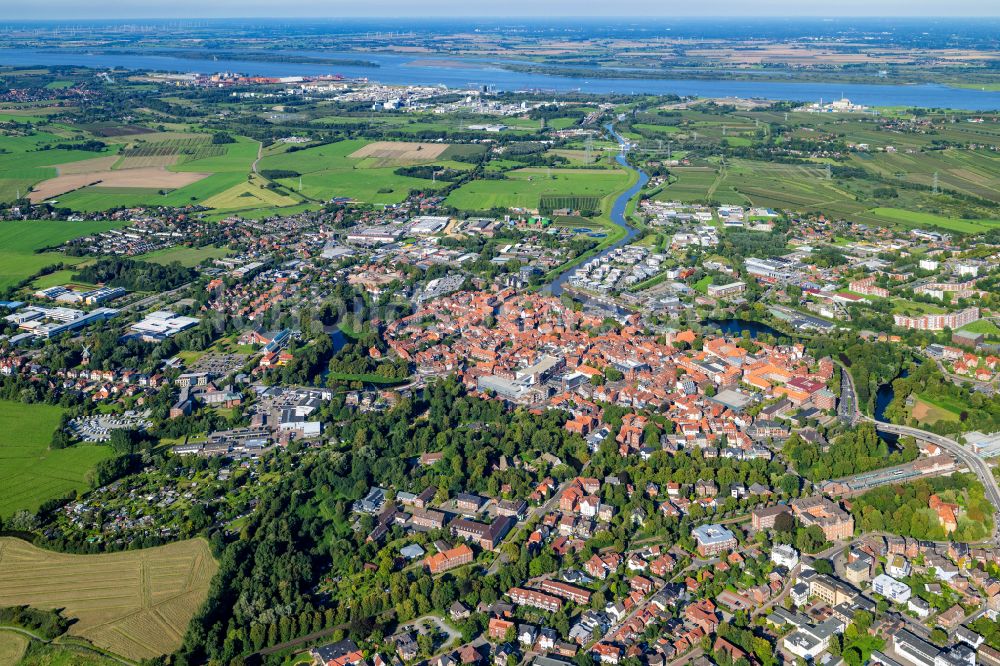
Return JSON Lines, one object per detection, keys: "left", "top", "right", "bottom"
{"left": 4, "top": 0, "right": 999, "bottom": 19}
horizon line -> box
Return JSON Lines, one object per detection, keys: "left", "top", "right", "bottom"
{"left": 5, "top": 15, "right": 1000, "bottom": 20}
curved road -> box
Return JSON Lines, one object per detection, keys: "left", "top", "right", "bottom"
{"left": 859, "top": 415, "right": 1000, "bottom": 541}
{"left": 838, "top": 363, "right": 1000, "bottom": 542}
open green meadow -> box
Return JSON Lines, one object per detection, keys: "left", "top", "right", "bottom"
{"left": 446, "top": 167, "right": 631, "bottom": 213}
{"left": 0, "top": 131, "right": 119, "bottom": 201}
{"left": 869, "top": 208, "right": 1000, "bottom": 233}
{"left": 0, "top": 537, "right": 218, "bottom": 661}
{"left": 0, "top": 400, "right": 113, "bottom": 517}
{"left": 910, "top": 395, "right": 962, "bottom": 426}
{"left": 0, "top": 220, "right": 122, "bottom": 290}
{"left": 139, "top": 244, "right": 232, "bottom": 267}
{"left": 259, "top": 139, "right": 456, "bottom": 204}
{"left": 11, "top": 643, "right": 120, "bottom": 666}
{"left": 51, "top": 187, "right": 166, "bottom": 212}
{"left": 958, "top": 319, "right": 1000, "bottom": 340}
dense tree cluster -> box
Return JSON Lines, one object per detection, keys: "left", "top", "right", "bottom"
{"left": 785, "top": 422, "right": 918, "bottom": 482}
{"left": 72, "top": 257, "right": 196, "bottom": 291}
{"left": 851, "top": 473, "right": 993, "bottom": 542}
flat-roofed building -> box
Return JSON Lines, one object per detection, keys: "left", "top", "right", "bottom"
{"left": 809, "top": 574, "right": 857, "bottom": 607}
{"left": 872, "top": 574, "right": 911, "bottom": 604}
{"left": 691, "top": 524, "right": 737, "bottom": 556}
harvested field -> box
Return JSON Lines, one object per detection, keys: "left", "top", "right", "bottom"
{"left": 56, "top": 155, "right": 120, "bottom": 175}
{"left": 114, "top": 153, "right": 180, "bottom": 169}
{"left": 0, "top": 537, "right": 218, "bottom": 661}
{"left": 0, "top": 631, "right": 29, "bottom": 666}
{"left": 30, "top": 168, "right": 209, "bottom": 202}
{"left": 349, "top": 140, "right": 449, "bottom": 163}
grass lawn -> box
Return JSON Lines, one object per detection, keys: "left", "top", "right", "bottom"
{"left": 693, "top": 275, "right": 713, "bottom": 293}
{"left": 891, "top": 298, "right": 947, "bottom": 316}
{"left": 0, "top": 220, "right": 123, "bottom": 291}
{"left": 910, "top": 394, "right": 961, "bottom": 426}
{"left": 871, "top": 208, "right": 1000, "bottom": 234}
{"left": 0, "top": 400, "right": 113, "bottom": 517}
{"left": 959, "top": 319, "right": 1000, "bottom": 340}
{"left": 139, "top": 244, "right": 232, "bottom": 267}
{"left": 31, "top": 269, "right": 95, "bottom": 290}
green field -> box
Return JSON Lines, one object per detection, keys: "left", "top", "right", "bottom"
{"left": 0, "top": 537, "right": 218, "bottom": 661}
{"left": 958, "top": 319, "right": 1000, "bottom": 339}
{"left": 202, "top": 175, "right": 303, "bottom": 209}
{"left": 51, "top": 187, "right": 166, "bottom": 212}
{"left": 259, "top": 139, "right": 454, "bottom": 205}
{"left": 0, "top": 220, "right": 122, "bottom": 290}
{"left": 446, "top": 167, "right": 631, "bottom": 214}
{"left": 0, "top": 131, "right": 121, "bottom": 202}
{"left": 654, "top": 167, "right": 721, "bottom": 203}
{"left": 870, "top": 208, "right": 1000, "bottom": 233}
{"left": 0, "top": 400, "right": 113, "bottom": 517}
{"left": 170, "top": 136, "right": 258, "bottom": 173}
{"left": 910, "top": 394, "right": 961, "bottom": 426}
{"left": 12, "top": 643, "right": 120, "bottom": 666}
{"left": 139, "top": 244, "right": 232, "bottom": 267}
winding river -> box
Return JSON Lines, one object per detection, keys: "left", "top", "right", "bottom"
{"left": 548, "top": 124, "right": 648, "bottom": 299}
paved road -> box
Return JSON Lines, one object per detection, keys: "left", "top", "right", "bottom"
{"left": 860, "top": 416, "right": 1000, "bottom": 541}
{"left": 923, "top": 353, "right": 996, "bottom": 395}
{"left": 486, "top": 471, "right": 588, "bottom": 575}
{"left": 121, "top": 281, "right": 194, "bottom": 314}
{"left": 837, "top": 362, "right": 1000, "bottom": 542}
{"left": 400, "top": 614, "right": 462, "bottom": 652}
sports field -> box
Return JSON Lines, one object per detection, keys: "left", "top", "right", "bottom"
{"left": 0, "top": 400, "right": 113, "bottom": 517}
{"left": 0, "top": 537, "right": 218, "bottom": 661}
{"left": 0, "top": 220, "right": 122, "bottom": 290}
{"left": 446, "top": 167, "right": 631, "bottom": 213}
{"left": 910, "top": 395, "right": 961, "bottom": 426}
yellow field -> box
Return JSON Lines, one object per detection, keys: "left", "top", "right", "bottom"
{"left": 202, "top": 175, "right": 300, "bottom": 209}
{"left": 349, "top": 140, "right": 449, "bottom": 165}
{"left": 0, "top": 537, "right": 218, "bottom": 661}
{"left": 0, "top": 631, "right": 29, "bottom": 666}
